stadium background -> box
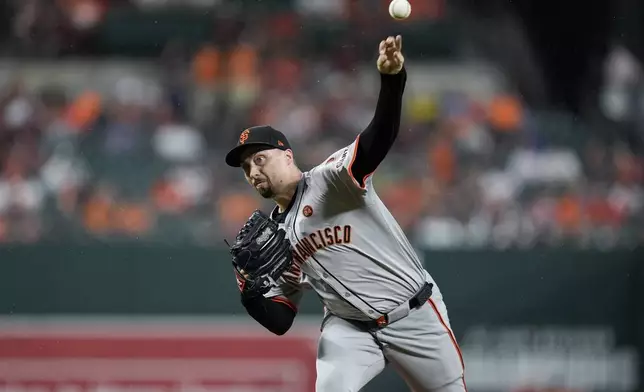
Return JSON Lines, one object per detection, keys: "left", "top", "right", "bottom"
{"left": 0, "top": 0, "right": 642, "bottom": 391}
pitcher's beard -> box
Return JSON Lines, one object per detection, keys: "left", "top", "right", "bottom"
{"left": 259, "top": 187, "right": 274, "bottom": 198}
{"left": 256, "top": 182, "right": 274, "bottom": 198}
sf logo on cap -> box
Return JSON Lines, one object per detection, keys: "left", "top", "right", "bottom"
{"left": 239, "top": 129, "right": 250, "bottom": 144}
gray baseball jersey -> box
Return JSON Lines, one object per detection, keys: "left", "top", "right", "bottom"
{"left": 263, "top": 138, "right": 466, "bottom": 391}
{"left": 264, "top": 138, "right": 427, "bottom": 320}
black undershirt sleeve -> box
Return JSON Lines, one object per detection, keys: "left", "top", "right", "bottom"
{"left": 240, "top": 294, "right": 296, "bottom": 336}
{"left": 350, "top": 67, "right": 407, "bottom": 187}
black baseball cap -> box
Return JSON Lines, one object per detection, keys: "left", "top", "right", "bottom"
{"left": 225, "top": 125, "right": 292, "bottom": 167}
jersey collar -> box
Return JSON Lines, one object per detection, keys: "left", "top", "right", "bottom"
{"left": 271, "top": 175, "right": 306, "bottom": 222}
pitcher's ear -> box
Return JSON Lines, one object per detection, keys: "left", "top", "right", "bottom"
{"left": 284, "top": 149, "right": 294, "bottom": 163}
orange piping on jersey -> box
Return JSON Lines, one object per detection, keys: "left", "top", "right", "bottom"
{"left": 428, "top": 298, "right": 466, "bottom": 387}
{"left": 270, "top": 296, "right": 298, "bottom": 313}
{"left": 346, "top": 135, "right": 370, "bottom": 190}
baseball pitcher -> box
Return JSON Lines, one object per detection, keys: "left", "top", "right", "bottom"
{"left": 225, "top": 35, "right": 466, "bottom": 392}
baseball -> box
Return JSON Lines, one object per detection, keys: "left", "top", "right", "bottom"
{"left": 389, "top": 0, "right": 411, "bottom": 20}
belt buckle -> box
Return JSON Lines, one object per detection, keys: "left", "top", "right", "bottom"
{"left": 376, "top": 315, "right": 388, "bottom": 328}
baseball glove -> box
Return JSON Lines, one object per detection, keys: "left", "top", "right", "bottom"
{"left": 229, "top": 210, "right": 293, "bottom": 299}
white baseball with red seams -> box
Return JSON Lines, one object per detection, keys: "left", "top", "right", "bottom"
{"left": 389, "top": 0, "right": 412, "bottom": 20}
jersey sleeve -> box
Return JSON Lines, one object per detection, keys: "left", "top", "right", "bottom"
{"left": 262, "top": 273, "right": 303, "bottom": 313}
{"left": 234, "top": 265, "right": 303, "bottom": 313}
{"left": 312, "top": 137, "right": 374, "bottom": 193}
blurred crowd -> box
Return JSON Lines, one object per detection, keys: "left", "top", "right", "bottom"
{"left": 0, "top": 0, "right": 642, "bottom": 249}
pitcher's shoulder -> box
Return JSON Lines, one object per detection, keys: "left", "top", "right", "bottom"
{"left": 307, "top": 140, "right": 369, "bottom": 192}
{"left": 310, "top": 146, "right": 352, "bottom": 174}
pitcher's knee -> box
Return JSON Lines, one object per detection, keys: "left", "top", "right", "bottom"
{"left": 431, "top": 376, "right": 467, "bottom": 392}
{"left": 316, "top": 364, "right": 371, "bottom": 392}
{"left": 316, "top": 372, "right": 356, "bottom": 392}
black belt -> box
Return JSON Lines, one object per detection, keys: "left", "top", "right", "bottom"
{"left": 358, "top": 282, "right": 434, "bottom": 330}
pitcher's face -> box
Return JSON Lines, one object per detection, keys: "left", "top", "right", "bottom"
{"left": 241, "top": 147, "right": 293, "bottom": 199}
